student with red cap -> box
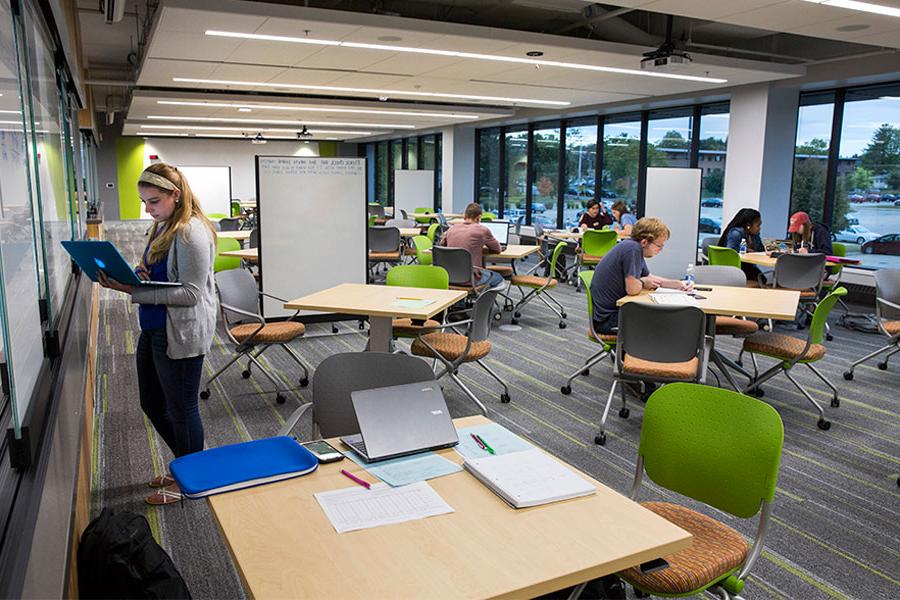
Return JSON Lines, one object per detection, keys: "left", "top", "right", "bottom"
{"left": 788, "top": 211, "right": 832, "bottom": 255}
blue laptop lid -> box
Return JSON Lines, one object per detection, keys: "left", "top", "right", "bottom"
{"left": 61, "top": 240, "right": 143, "bottom": 285}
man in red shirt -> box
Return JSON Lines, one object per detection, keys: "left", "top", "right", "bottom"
{"left": 441, "top": 202, "right": 504, "bottom": 288}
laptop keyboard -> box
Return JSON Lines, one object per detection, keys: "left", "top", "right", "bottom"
{"left": 344, "top": 436, "right": 367, "bottom": 456}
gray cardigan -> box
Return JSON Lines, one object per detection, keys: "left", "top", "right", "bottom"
{"left": 131, "top": 217, "right": 217, "bottom": 359}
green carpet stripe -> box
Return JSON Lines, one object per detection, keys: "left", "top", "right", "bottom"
{"left": 777, "top": 487, "right": 805, "bottom": 502}
{"left": 100, "top": 372, "right": 108, "bottom": 413}
{"left": 143, "top": 413, "right": 164, "bottom": 478}
{"left": 124, "top": 330, "right": 134, "bottom": 355}
{"left": 145, "top": 506, "right": 164, "bottom": 547}
{"left": 783, "top": 449, "right": 900, "bottom": 498}
{"left": 749, "top": 575, "right": 788, "bottom": 600}
{"left": 762, "top": 551, "right": 849, "bottom": 600}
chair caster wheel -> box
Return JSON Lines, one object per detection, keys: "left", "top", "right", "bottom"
{"left": 817, "top": 418, "right": 831, "bottom": 431}
{"left": 558, "top": 322, "right": 566, "bottom": 329}
{"left": 618, "top": 407, "right": 630, "bottom": 419}
{"left": 511, "top": 319, "right": 518, "bottom": 325}
{"left": 830, "top": 397, "right": 840, "bottom": 408}
{"left": 241, "top": 369, "right": 251, "bottom": 379}
{"left": 561, "top": 312, "right": 567, "bottom": 319}
{"left": 514, "top": 311, "right": 521, "bottom": 318}
{"left": 500, "top": 393, "right": 510, "bottom": 403}
{"left": 633, "top": 587, "right": 650, "bottom": 598}
{"left": 826, "top": 333, "right": 833, "bottom": 341}
{"left": 332, "top": 325, "right": 339, "bottom": 334}
{"left": 594, "top": 433, "right": 606, "bottom": 446}
{"left": 560, "top": 385, "right": 572, "bottom": 395}
{"left": 299, "top": 377, "right": 309, "bottom": 387}
{"left": 736, "top": 360, "right": 743, "bottom": 367}
{"left": 359, "top": 321, "right": 365, "bottom": 330}
{"left": 276, "top": 394, "right": 286, "bottom": 405}
{"left": 581, "top": 369, "right": 590, "bottom": 376}
{"left": 494, "top": 312, "right": 502, "bottom": 321}
{"left": 877, "top": 361, "right": 888, "bottom": 370}
{"left": 200, "top": 389, "right": 210, "bottom": 400}
{"left": 843, "top": 371, "right": 854, "bottom": 380}
{"left": 751, "top": 387, "right": 764, "bottom": 397}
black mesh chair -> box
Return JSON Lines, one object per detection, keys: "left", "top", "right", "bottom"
{"left": 844, "top": 269, "right": 900, "bottom": 380}
{"left": 700, "top": 237, "right": 718, "bottom": 265}
{"left": 769, "top": 253, "right": 827, "bottom": 333}
{"left": 368, "top": 226, "right": 402, "bottom": 280}
{"left": 432, "top": 246, "right": 486, "bottom": 296}
{"left": 218, "top": 217, "right": 241, "bottom": 231}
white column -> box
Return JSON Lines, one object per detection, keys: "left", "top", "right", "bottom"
{"left": 441, "top": 125, "right": 476, "bottom": 213}
{"left": 723, "top": 83, "right": 800, "bottom": 238}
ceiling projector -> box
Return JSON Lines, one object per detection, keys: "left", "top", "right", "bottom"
{"left": 640, "top": 48, "right": 692, "bottom": 71}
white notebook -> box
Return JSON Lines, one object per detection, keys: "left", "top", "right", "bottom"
{"left": 463, "top": 449, "right": 596, "bottom": 508}
{"left": 649, "top": 292, "right": 697, "bottom": 306}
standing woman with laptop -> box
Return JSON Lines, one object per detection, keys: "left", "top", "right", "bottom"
{"left": 97, "top": 163, "right": 218, "bottom": 505}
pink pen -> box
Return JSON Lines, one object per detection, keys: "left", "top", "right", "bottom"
{"left": 340, "top": 469, "right": 371, "bottom": 490}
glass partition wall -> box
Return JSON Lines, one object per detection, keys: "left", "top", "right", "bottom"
{"left": 365, "top": 133, "right": 442, "bottom": 210}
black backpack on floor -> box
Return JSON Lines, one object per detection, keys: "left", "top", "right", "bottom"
{"left": 77, "top": 508, "right": 191, "bottom": 599}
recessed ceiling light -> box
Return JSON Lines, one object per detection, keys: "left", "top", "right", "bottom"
{"left": 173, "top": 77, "right": 570, "bottom": 106}
{"left": 377, "top": 35, "right": 403, "bottom": 42}
{"left": 800, "top": 0, "right": 900, "bottom": 18}
{"left": 205, "top": 30, "right": 728, "bottom": 84}
{"left": 526, "top": 51, "right": 544, "bottom": 57}
{"left": 145, "top": 115, "right": 413, "bottom": 128}
{"left": 237, "top": 107, "right": 252, "bottom": 112}
{"left": 156, "top": 100, "right": 480, "bottom": 119}
{"left": 139, "top": 124, "right": 372, "bottom": 135}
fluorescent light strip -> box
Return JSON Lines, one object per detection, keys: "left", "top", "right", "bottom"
{"left": 139, "top": 124, "right": 372, "bottom": 135}
{"left": 173, "top": 77, "right": 570, "bottom": 107}
{"left": 143, "top": 133, "right": 190, "bottom": 137}
{"left": 199, "top": 134, "right": 314, "bottom": 139}
{"left": 145, "top": 115, "right": 412, "bottom": 129}
{"left": 0, "top": 110, "right": 21, "bottom": 114}
{"left": 206, "top": 30, "right": 728, "bottom": 84}
{"left": 801, "top": 0, "right": 900, "bottom": 17}
{"left": 156, "top": 100, "right": 479, "bottom": 119}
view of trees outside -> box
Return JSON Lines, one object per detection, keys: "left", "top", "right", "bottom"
{"left": 697, "top": 108, "right": 729, "bottom": 246}
{"left": 563, "top": 122, "right": 598, "bottom": 228}
{"left": 375, "top": 141, "right": 388, "bottom": 204}
{"left": 531, "top": 126, "right": 560, "bottom": 227}
{"left": 478, "top": 128, "right": 500, "bottom": 215}
{"left": 406, "top": 137, "right": 418, "bottom": 170}
{"left": 505, "top": 129, "right": 528, "bottom": 217}
{"left": 421, "top": 136, "right": 435, "bottom": 171}
{"left": 602, "top": 117, "right": 643, "bottom": 212}
{"left": 389, "top": 140, "right": 402, "bottom": 205}
{"left": 366, "top": 134, "right": 441, "bottom": 208}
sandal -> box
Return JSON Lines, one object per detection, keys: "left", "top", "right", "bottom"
{"left": 149, "top": 474, "right": 175, "bottom": 488}
{"left": 145, "top": 484, "right": 182, "bottom": 506}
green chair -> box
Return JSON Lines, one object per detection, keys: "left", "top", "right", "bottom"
{"left": 707, "top": 245, "right": 742, "bottom": 269}
{"left": 426, "top": 223, "right": 440, "bottom": 244}
{"left": 386, "top": 264, "right": 449, "bottom": 340}
{"left": 742, "top": 287, "right": 847, "bottom": 430}
{"left": 576, "top": 230, "right": 618, "bottom": 291}
{"left": 561, "top": 271, "right": 616, "bottom": 395}
{"left": 509, "top": 241, "right": 567, "bottom": 328}
{"left": 231, "top": 201, "right": 241, "bottom": 217}
{"left": 482, "top": 212, "right": 496, "bottom": 221}
{"left": 822, "top": 242, "right": 850, "bottom": 314}
{"left": 214, "top": 237, "right": 242, "bottom": 272}
{"left": 613, "top": 382, "right": 783, "bottom": 600}
{"left": 207, "top": 212, "right": 228, "bottom": 220}
{"left": 411, "top": 235, "right": 433, "bottom": 265}
{"left": 414, "top": 207, "right": 433, "bottom": 225}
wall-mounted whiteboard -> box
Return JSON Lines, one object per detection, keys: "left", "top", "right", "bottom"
{"left": 257, "top": 156, "right": 367, "bottom": 318}
{"left": 140, "top": 165, "right": 232, "bottom": 219}
{"left": 644, "top": 167, "right": 702, "bottom": 279}
{"left": 394, "top": 170, "right": 434, "bottom": 217}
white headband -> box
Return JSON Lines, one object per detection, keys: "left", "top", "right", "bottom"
{"left": 138, "top": 171, "right": 178, "bottom": 191}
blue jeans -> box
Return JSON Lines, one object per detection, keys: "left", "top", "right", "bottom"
{"left": 477, "top": 269, "right": 505, "bottom": 288}
{"left": 136, "top": 329, "right": 205, "bottom": 458}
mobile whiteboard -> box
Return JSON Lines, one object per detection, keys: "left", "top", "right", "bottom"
{"left": 140, "top": 165, "right": 232, "bottom": 219}
{"left": 256, "top": 156, "right": 367, "bottom": 318}
{"left": 644, "top": 167, "right": 702, "bottom": 279}
{"left": 394, "top": 170, "right": 434, "bottom": 217}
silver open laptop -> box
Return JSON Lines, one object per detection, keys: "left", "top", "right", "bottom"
{"left": 483, "top": 220, "right": 510, "bottom": 249}
{"left": 340, "top": 382, "right": 459, "bottom": 462}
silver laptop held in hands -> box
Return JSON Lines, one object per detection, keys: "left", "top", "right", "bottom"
{"left": 340, "top": 382, "right": 459, "bottom": 462}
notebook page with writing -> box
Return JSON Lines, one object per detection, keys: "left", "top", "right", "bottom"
{"left": 463, "top": 449, "right": 596, "bottom": 508}
{"left": 649, "top": 293, "right": 697, "bottom": 306}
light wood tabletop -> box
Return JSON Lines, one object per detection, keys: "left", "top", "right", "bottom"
{"left": 399, "top": 227, "right": 423, "bottom": 237}
{"left": 741, "top": 251, "right": 841, "bottom": 269}
{"left": 284, "top": 282, "right": 465, "bottom": 319}
{"left": 544, "top": 230, "right": 628, "bottom": 241}
{"left": 484, "top": 244, "right": 541, "bottom": 260}
{"left": 617, "top": 284, "right": 801, "bottom": 321}
{"left": 207, "top": 415, "right": 692, "bottom": 600}
{"left": 219, "top": 248, "right": 258, "bottom": 262}
{"left": 217, "top": 230, "right": 251, "bottom": 240}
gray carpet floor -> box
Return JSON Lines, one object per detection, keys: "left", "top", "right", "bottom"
{"left": 92, "top": 221, "right": 900, "bottom": 600}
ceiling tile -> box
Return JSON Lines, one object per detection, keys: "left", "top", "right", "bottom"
{"left": 147, "top": 31, "right": 242, "bottom": 62}
{"left": 158, "top": 7, "right": 267, "bottom": 35}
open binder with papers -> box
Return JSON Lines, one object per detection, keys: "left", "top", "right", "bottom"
{"left": 463, "top": 449, "right": 596, "bottom": 508}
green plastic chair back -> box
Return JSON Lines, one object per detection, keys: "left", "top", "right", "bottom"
{"left": 482, "top": 212, "right": 496, "bottom": 221}
{"left": 580, "top": 271, "right": 596, "bottom": 320}
{"left": 414, "top": 207, "right": 432, "bottom": 224}
{"left": 214, "top": 237, "right": 242, "bottom": 272}
{"left": 548, "top": 241, "right": 566, "bottom": 279}
{"left": 386, "top": 264, "right": 449, "bottom": 290}
{"left": 809, "top": 287, "right": 847, "bottom": 345}
{"left": 207, "top": 212, "right": 228, "bottom": 220}
{"left": 707, "top": 245, "right": 742, "bottom": 268}
{"left": 582, "top": 229, "right": 617, "bottom": 258}
{"left": 426, "top": 223, "right": 440, "bottom": 243}
{"left": 640, "top": 383, "right": 784, "bottom": 518}
{"left": 231, "top": 201, "right": 241, "bottom": 217}
{"left": 368, "top": 214, "right": 377, "bottom": 227}
{"left": 829, "top": 242, "right": 846, "bottom": 276}
{"left": 412, "top": 235, "right": 433, "bottom": 265}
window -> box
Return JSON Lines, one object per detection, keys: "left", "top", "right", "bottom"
{"left": 389, "top": 139, "right": 402, "bottom": 206}
{"left": 504, "top": 128, "right": 528, "bottom": 220}
{"left": 790, "top": 92, "right": 835, "bottom": 227}
{"left": 563, "top": 120, "right": 598, "bottom": 228}
{"left": 406, "top": 137, "right": 417, "bottom": 170}
{"left": 602, "top": 115, "right": 641, "bottom": 212}
{"left": 531, "top": 125, "right": 559, "bottom": 228}
{"left": 698, "top": 105, "right": 729, "bottom": 246}
{"left": 477, "top": 128, "right": 500, "bottom": 216}
{"left": 375, "top": 141, "right": 388, "bottom": 204}
{"left": 647, "top": 108, "right": 693, "bottom": 170}
{"left": 834, "top": 84, "right": 900, "bottom": 269}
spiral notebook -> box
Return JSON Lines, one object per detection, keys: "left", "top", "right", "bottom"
{"left": 463, "top": 449, "right": 596, "bottom": 508}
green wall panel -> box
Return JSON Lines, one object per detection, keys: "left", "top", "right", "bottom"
{"left": 116, "top": 137, "right": 145, "bottom": 219}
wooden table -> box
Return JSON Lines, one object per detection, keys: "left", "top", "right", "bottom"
{"left": 484, "top": 244, "right": 541, "bottom": 261}
{"left": 219, "top": 248, "right": 258, "bottom": 262}
{"left": 207, "top": 415, "right": 692, "bottom": 600}
{"left": 741, "top": 251, "right": 841, "bottom": 269}
{"left": 217, "top": 230, "right": 251, "bottom": 241}
{"left": 543, "top": 230, "right": 629, "bottom": 242}
{"left": 399, "top": 227, "right": 422, "bottom": 237}
{"left": 618, "top": 285, "right": 800, "bottom": 390}
{"left": 284, "top": 283, "right": 465, "bottom": 352}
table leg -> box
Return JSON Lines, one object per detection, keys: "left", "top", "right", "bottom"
{"left": 367, "top": 316, "right": 393, "bottom": 352}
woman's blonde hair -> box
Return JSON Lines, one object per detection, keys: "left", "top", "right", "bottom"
{"left": 139, "top": 163, "right": 217, "bottom": 265}
{"left": 631, "top": 217, "right": 670, "bottom": 243}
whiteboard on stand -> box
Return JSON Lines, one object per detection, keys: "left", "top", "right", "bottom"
{"left": 256, "top": 156, "right": 367, "bottom": 318}
{"left": 643, "top": 167, "right": 702, "bottom": 279}
{"left": 140, "top": 165, "right": 232, "bottom": 219}
{"left": 394, "top": 170, "right": 434, "bottom": 218}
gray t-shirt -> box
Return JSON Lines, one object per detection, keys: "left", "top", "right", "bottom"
{"left": 589, "top": 239, "right": 649, "bottom": 328}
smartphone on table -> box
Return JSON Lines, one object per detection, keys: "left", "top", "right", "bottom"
{"left": 301, "top": 440, "right": 345, "bottom": 463}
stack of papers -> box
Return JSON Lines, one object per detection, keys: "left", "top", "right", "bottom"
{"left": 649, "top": 292, "right": 697, "bottom": 306}
{"left": 463, "top": 449, "right": 596, "bottom": 508}
{"left": 315, "top": 482, "right": 453, "bottom": 533}
{"left": 344, "top": 450, "right": 461, "bottom": 487}
{"left": 389, "top": 298, "right": 436, "bottom": 309}
{"left": 455, "top": 423, "right": 534, "bottom": 459}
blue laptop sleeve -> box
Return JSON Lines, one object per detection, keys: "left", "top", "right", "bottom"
{"left": 170, "top": 436, "right": 318, "bottom": 499}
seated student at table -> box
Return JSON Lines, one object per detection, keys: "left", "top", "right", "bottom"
{"left": 788, "top": 211, "right": 833, "bottom": 255}
{"left": 578, "top": 200, "right": 614, "bottom": 231}
{"left": 611, "top": 201, "right": 637, "bottom": 236}
{"left": 589, "top": 217, "right": 691, "bottom": 334}
{"left": 718, "top": 208, "right": 766, "bottom": 283}
{"left": 441, "top": 202, "right": 504, "bottom": 288}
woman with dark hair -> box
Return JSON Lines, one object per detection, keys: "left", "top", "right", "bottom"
{"left": 718, "top": 208, "right": 766, "bottom": 283}
{"left": 578, "top": 200, "right": 614, "bottom": 231}
{"left": 611, "top": 201, "right": 637, "bottom": 236}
